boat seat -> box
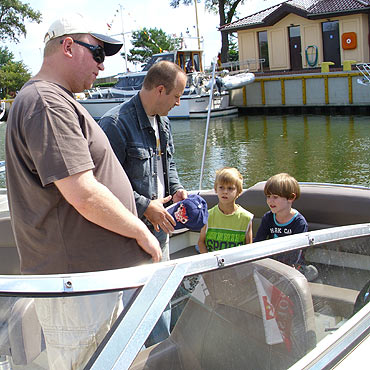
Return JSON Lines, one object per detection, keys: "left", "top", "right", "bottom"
{"left": 130, "top": 258, "right": 316, "bottom": 370}
{"left": 198, "top": 182, "right": 370, "bottom": 235}
{"left": 0, "top": 298, "right": 45, "bottom": 365}
{"left": 309, "top": 282, "right": 358, "bottom": 319}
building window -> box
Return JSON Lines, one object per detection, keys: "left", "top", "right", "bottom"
{"left": 322, "top": 20, "right": 339, "bottom": 33}
{"left": 258, "top": 31, "right": 269, "bottom": 69}
{"left": 289, "top": 26, "right": 300, "bottom": 38}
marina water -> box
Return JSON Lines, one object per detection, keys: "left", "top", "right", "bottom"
{"left": 1, "top": 113, "right": 370, "bottom": 189}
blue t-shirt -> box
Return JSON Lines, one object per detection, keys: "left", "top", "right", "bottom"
{"left": 254, "top": 210, "right": 308, "bottom": 265}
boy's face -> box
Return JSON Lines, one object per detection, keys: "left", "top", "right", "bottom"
{"left": 215, "top": 183, "right": 239, "bottom": 205}
{"left": 266, "top": 194, "right": 294, "bottom": 214}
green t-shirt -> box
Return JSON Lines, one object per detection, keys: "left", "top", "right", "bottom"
{"left": 205, "top": 205, "right": 254, "bottom": 252}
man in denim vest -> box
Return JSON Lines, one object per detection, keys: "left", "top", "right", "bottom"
{"left": 99, "top": 60, "right": 188, "bottom": 345}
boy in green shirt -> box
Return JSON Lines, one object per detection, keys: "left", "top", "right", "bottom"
{"left": 198, "top": 167, "right": 253, "bottom": 253}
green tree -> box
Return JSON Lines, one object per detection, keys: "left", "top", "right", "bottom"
{"left": 170, "top": 1, "right": 266, "bottom": 63}
{"left": 0, "top": 46, "right": 14, "bottom": 66}
{"left": 125, "top": 28, "right": 181, "bottom": 67}
{"left": 0, "top": 0, "right": 42, "bottom": 43}
{"left": 228, "top": 34, "right": 238, "bottom": 62}
{"left": 0, "top": 59, "right": 31, "bottom": 98}
{"left": 0, "top": 1, "right": 41, "bottom": 97}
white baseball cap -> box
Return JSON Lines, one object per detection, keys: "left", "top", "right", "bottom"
{"left": 43, "top": 13, "right": 123, "bottom": 56}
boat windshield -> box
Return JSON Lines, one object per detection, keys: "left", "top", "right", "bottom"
{"left": 114, "top": 75, "right": 146, "bottom": 90}
{"left": 0, "top": 224, "right": 369, "bottom": 369}
{"left": 142, "top": 53, "right": 176, "bottom": 71}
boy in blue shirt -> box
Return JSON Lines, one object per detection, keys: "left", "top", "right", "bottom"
{"left": 254, "top": 173, "right": 308, "bottom": 267}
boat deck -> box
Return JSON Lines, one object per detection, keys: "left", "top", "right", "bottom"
{"left": 0, "top": 182, "right": 369, "bottom": 369}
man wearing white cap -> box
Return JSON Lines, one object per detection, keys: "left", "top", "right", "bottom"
{"left": 5, "top": 13, "right": 161, "bottom": 370}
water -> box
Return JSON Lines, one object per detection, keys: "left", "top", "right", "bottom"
{"left": 1, "top": 114, "right": 370, "bottom": 189}
{"left": 171, "top": 114, "right": 370, "bottom": 190}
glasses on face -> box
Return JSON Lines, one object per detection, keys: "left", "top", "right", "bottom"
{"left": 60, "top": 39, "right": 105, "bottom": 64}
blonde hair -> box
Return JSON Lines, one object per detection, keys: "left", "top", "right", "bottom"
{"left": 264, "top": 173, "right": 300, "bottom": 200}
{"left": 214, "top": 167, "right": 243, "bottom": 196}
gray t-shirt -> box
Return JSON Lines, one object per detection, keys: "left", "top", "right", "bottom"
{"left": 6, "top": 80, "right": 151, "bottom": 274}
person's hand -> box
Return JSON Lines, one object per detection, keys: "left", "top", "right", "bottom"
{"left": 172, "top": 189, "right": 188, "bottom": 203}
{"left": 144, "top": 195, "right": 176, "bottom": 233}
{"left": 136, "top": 228, "right": 162, "bottom": 262}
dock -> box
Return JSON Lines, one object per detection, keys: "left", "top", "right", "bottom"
{"left": 231, "top": 69, "right": 370, "bottom": 115}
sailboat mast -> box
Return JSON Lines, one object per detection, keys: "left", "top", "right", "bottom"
{"left": 194, "top": 0, "right": 201, "bottom": 50}
{"left": 119, "top": 4, "right": 128, "bottom": 72}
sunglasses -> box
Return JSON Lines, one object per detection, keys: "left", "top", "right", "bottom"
{"left": 60, "top": 39, "right": 105, "bottom": 64}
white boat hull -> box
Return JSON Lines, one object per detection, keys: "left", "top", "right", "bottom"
{"left": 79, "top": 97, "right": 126, "bottom": 120}
{"left": 78, "top": 92, "right": 238, "bottom": 120}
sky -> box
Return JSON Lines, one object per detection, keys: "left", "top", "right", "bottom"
{"left": 2, "top": 0, "right": 283, "bottom": 78}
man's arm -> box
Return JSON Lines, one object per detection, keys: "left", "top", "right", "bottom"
{"left": 54, "top": 169, "right": 162, "bottom": 262}
{"left": 166, "top": 122, "right": 185, "bottom": 196}
{"left": 99, "top": 115, "right": 154, "bottom": 219}
{"left": 168, "top": 159, "right": 184, "bottom": 196}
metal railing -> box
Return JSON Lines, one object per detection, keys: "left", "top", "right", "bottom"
{"left": 220, "top": 58, "right": 265, "bottom": 73}
{"left": 356, "top": 63, "right": 370, "bottom": 85}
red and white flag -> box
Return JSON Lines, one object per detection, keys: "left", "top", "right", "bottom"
{"left": 253, "top": 270, "right": 294, "bottom": 351}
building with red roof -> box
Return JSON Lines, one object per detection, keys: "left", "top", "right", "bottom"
{"left": 220, "top": 0, "right": 370, "bottom": 72}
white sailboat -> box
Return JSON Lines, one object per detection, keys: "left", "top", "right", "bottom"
{"left": 77, "top": 4, "right": 254, "bottom": 120}
{"left": 77, "top": 48, "right": 255, "bottom": 120}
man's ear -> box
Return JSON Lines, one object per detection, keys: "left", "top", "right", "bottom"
{"left": 60, "top": 37, "right": 73, "bottom": 58}
{"left": 157, "top": 85, "right": 165, "bottom": 95}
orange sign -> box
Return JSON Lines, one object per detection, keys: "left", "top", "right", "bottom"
{"left": 342, "top": 32, "right": 357, "bottom": 49}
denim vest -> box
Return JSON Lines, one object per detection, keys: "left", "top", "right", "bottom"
{"left": 99, "top": 93, "right": 183, "bottom": 220}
